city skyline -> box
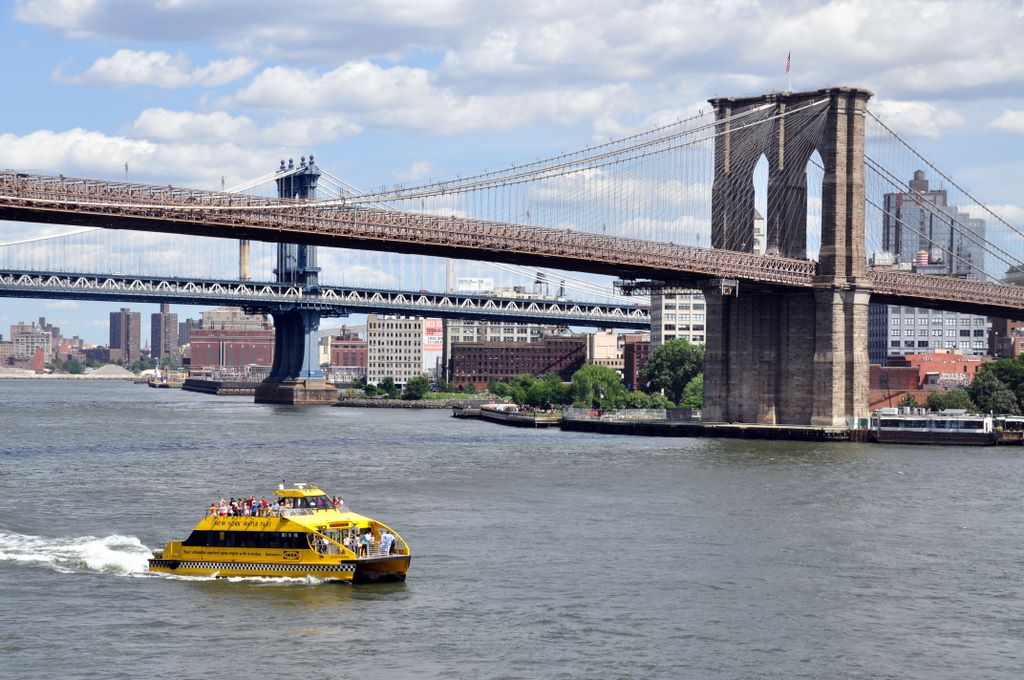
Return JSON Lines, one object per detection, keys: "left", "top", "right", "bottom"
{"left": 2, "top": 1, "right": 1023, "bottom": 340}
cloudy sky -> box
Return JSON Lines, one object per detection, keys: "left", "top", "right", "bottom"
{"left": 2, "top": 0, "right": 1023, "bottom": 344}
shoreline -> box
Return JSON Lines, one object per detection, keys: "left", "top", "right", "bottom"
{"left": 0, "top": 374, "right": 136, "bottom": 380}
{"left": 335, "top": 398, "right": 491, "bottom": 409}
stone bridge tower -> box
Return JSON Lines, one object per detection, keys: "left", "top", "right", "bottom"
{"left": 702, "top": 87, "right": 872, "bottom": 427}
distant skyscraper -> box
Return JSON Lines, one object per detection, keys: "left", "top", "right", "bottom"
{"left": 882, "top": 170, "right": 985, "bottom": 280}
{"left": 868, "top": 170, "right": 989, "bottom": 363}
{"left": 151, "top": 303, "right": 179, "bottom": 362}
{"left": 109, "top": 308, "right": 142, "bottom": 364}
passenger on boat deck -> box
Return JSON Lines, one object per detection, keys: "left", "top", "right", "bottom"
{"left": 363, "top": 531, "right": 375, "bottom": 556}
{"left": 342, "top": 534, "right": 354, "bottom": 554}
{"left": 208, "top": 503, "right": 217, "bottom": 516}
{"left": 379, "top": 529, "right": 394, "bottom": 555}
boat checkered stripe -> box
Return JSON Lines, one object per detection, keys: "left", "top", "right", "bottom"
{"left": 154, "top": 560, "right": 355, "bottom": 573}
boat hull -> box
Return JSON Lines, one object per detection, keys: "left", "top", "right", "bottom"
{"left": 353, "top": 555, "right": 411, "bottom": 583}
{"left": 148, "top": 558, "right": 357, "bottom": 581}
{"left": 869, "top": 431, "right": 998, "bottom": 446}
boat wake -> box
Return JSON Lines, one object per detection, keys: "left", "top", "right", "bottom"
{"left": 0, "top": 530, "right": 151, "bottom": 576}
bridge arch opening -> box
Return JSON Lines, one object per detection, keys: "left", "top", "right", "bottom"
{"left": 752, "top": 153, "right": 769, "bottom": 254}
{"left": 805, "top": 148, "right": 824, "bottom": 261}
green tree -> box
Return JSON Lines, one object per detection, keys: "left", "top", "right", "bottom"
{"left": 968, "top": 370, "right": 1020, "bottom": 415}
{"left": 975, "top": 360, "right": 1024, "bottom": 412}
{"left": 525, "top": 372, "right": 570, "bottom": 408}
{"left": 648, "top": 392, "right": 676, "bottom": 409}
{"left": 898, "top": 393, "right": 919, "bottom": 408}
{"left": 624, "top": 390, "right": 654, "bottom": 408}
{"left": 402, "top": 375, "right": 429, "bottom": 400}
{"left": 362, "top": 383, "right": 379, "bottom": 397}
{"left": 378, "top": 377, "right": 400, "bottom": 399}
{"left": 488, "top": 380, "right": 513, "bottom": 399}
{"left": 570, "top": 364, "right": 627, "bottom": 409}
{"left": 131, "top": 357, "right": 157, "bottom": 373}
{"left": 640, "top": 339, "right": 704, "bottom": 403}
{"left": 926, "top": 388, "right": 975, "bottom": 412}
{"left": 63, "top": 359, "right": 84, "bottom": 375}
{"left": 681, "top": 372, "right": 704, "bottom": 409}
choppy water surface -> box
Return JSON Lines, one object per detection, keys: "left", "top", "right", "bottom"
{"left": 1, "top": 380, "right": 1023, "bottom": 679}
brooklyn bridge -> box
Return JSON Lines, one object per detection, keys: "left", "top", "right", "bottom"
{"left": 2, "top": 87, "right": 1021, "bottom": 425}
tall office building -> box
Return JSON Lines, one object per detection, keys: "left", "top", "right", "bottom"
{"left": 868, "top": 170, "right": 989, "bottom": 363}
{"left": 650, "top": 289, "right": 706, "bottom": 347}
{"left": 150, "top": 303, "right": 179, "bottom": 362}
{"left": 109, "top": 308, "right": 142, "bottom": 364}
{"left": 367, "top": 314, "right": 442, "bottom": 387}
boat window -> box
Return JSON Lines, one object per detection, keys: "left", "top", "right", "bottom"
{"left": 180, "top": 530, "right": 313, "bottom": 550}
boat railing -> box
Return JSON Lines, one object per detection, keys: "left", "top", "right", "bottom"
{"left": 356, "top": 544, "right": 407, "bottom": 559}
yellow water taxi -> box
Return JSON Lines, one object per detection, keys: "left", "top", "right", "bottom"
{"left": 148, "top": 483, "right": 410, "bottom": 583}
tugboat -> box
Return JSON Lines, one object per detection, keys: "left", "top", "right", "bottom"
{"left": 148, "top": 483, "right": 410, "bottom": 582}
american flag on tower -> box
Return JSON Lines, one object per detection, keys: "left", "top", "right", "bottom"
{"left": 786, "top": 51, "right": 791, "bottom": 74}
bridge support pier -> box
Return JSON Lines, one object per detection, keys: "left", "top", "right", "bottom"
{"left": 255, "top": 307, "right": 339, "bottom": 405}
{"left": 703, "top": 285, "right": 869, "bottom": 427}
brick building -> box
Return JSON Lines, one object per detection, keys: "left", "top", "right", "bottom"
{"left": 109, "top": 308, "right": 141, "bottom": 364}
{"left": 189, "top": 329, "right": 274, "bottom": 368}
{"left": 622, "top": 334, "right": 651, "bottom": 391}
{"left": 329, "top": 328, "right": 367, "bottom": 382}
{"left": 868, "top": 351, "right": 993, "bottom": 411}
{"left": 450, "top": 334, "right": 586, "bottom": 389}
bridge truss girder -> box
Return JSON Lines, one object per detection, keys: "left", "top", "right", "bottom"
{"left": 0, "top": 270, "right": 651, "bottom": 329}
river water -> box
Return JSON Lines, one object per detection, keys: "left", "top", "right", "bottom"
{"left": 1, "top": 380, "right": 1022, "bottom": 679}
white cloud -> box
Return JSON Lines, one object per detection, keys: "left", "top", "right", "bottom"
{"left": 963, "top": 203, "right": 1024, "bottom": 226}
{"left": 393, "top": 161, "right": 440, "bottom": 183}
{"left": 258, "top": 116, "right": 361, "bottom": 146}
{"left": 67, "top": 49, "right": 256, "bottom": 88}
{"left": 230, "top": 61, "right": 633, "bottom": 134}
{"left": 870, "top": 99, "right": 965, "bottom": 138}
{"left": 989, "top": 110, "right": 1024, "bottom": 134}
{"left": 14, "top": 0, "right": 99, "bottom": 32}
{"left": 128, "top": 108, "right": 360, "bottom": 147}
{"left": 130, "top": 109, "right": 256, "bottom": 142}
{"left": 15, "top": 1, "right": 1024, "bottom": 102}
{"left": 0, "top": 128, "right": 271, "bottom": 187}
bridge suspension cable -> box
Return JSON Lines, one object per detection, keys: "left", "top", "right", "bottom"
{"left": 864, "top": 156, "right": 1022, "bottom": 280}
{"left": 867, "top": 110, "right": 1024, "bottom": 242}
